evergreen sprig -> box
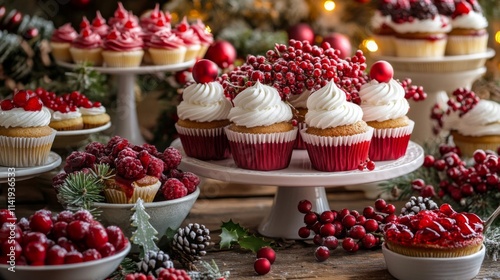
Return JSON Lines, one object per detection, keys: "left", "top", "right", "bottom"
{"left": 107, "top": 257, "right": 138, "bottom": 280}
{"left": 64, "top": 64, "right": 109, "bottom": 102}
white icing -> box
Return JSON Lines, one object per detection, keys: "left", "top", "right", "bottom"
{"left": 371, "top": 11, "right": 390, "bottom": 30}
{"left": 359, "top": 79, "right": 410, "bottom": 122}
{"left": 52, "top": 110, "right": 82, "bottom": 121}
{"left": 0, "top": 107, "right": 51, "bottom": 128}
{"left": 456, "top": 100, "right": 500, "bottom": 136}
{"left": 79, "top": 106, "right": 106, "bottom": 116}
{"left": 451, "top": 11, "right": 488, "bottom": 30}
{"left": 388, "top": 15, "right": 452, "bottom": 33}
{"left": 177, "top": 81, "right": 232, "bottom": 122}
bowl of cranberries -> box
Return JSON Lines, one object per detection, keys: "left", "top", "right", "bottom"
{"left": 0, "top": 209, "right": 130, "bottom": 280}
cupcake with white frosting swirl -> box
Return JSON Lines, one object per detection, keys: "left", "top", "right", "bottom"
{"left": 300, "top": 80, "right": 373, "bottom": 171}
{"left": 225, "top": 81, "right": 297, "bottom": 170}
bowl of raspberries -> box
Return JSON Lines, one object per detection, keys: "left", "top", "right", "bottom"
{"left": 53, "top": 136, "right": 201, "bottom": 238}
{"left": 0, "top": 209, "right": 130, "bottom": 280}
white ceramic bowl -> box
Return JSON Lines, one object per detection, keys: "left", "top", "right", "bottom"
{"left": 0, "top": 242, "right": 130, "bottom": 280}
{"left": 94, "top": 187, "right": 200, "bottom": 238}
{"left": 382, "top": 243, "right": 485, "bottom": 280}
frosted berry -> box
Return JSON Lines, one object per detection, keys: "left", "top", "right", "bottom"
{"left": 161, "top": 147, "right": 182, "bottom": 170}
{"left": 157, "top": 267, "right": 191, "bottom": 280}
{"left": 319, "top": 210, "right": 336, "bottom": 223}
{"left": 98, "top": 242, "right": 116, "bottom": 257}
{"left": 29, "top": 212, "right": 53, "bottom": 235}
{"left": 297, "top": 199, "right": 313, "bottom": 214}
{"left": 162, "top": 178, "right": 188, "bottom": 200}
{"left": 116, "top": 156, "right": 146, "bottom": 180}
{"left": 314, "top": 246, "right": 330, "bottom": 262}
{"left": 342, "top": 237, "right": 358, "bottom": 252}
{"left": 342, "top": 214, "right": 356, "bottom": 228}
{"left": 348, "top": 225, "right": 366, "bottom": 239}
{"left": 319, "top": 223, "right": 336, "bottom": 237}
{"left": 257, "top": 246, "right": 276, "bottom": 264}
{"left": 323, "top": 236, "right": 339, "bottom": 250}
{"left": 22, "top": 232, "right": 48, "bottom": 247}
{"left": 67, "top": 220, "right": 89, "bottom": 241}
{"left": 0, "top": 209, "right": 15, "bottom": 225}
{"left": 46, "top": 245, "right": 67, "bottom": 265}
{"left": 73, "top": 209, "right": 94, "bottom": 223}
{"left": 64, "top": 251, "right": 83, "bottom": 264}
{"left": 180, "top": 172, "right": 200, "bottom": 193}
{"left": 25, "top": 241, "right": 46, "bottom": 263}
{"left": 56, "top": 210, "right": 74, "bottom": 223}
{"left": 85, "top": 223, "right": 108, "bottom": 249}
{"left": 52, "top": 221, "right": 68, "bottom": 239}
{"left": 106, "top": 226, "right": 127, "bottom": 251}
{"left": 364, "top": 219, "right": 379, "bottom": 233}
{"left": 82, "top": 248, "right": 102, "bottom": 262}
{"left": 361, "top": 233, "right": 377, "bottom": 249}
{"left": 2, "top": 240, "right": 21, "bottom": 259}
{"left": 254, "top": 258, "right": 271, "bottom": 275}
{"left": 146, "top": 155, "right": 164, "bottom": 178}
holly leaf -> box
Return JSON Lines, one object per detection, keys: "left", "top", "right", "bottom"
{"left": 221, "top": 219, "right": 247, "bottom": 237}
{"left": 219, "top": 227, "right": 239, "bottom": 249}
{"left": 238, "top": 235, "right": 273, "bottom": 253}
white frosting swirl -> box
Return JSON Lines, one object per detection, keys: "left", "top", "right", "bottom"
{"left": 52, "top": 110, "right": 82, "bottom": 121}
{"left": 305, "top": 81, "right": 363, "bottom": 129}
{"left": 359, "top": 79, "right": 410, "bottom": 122}
{"left": 79, "top": 106, "right": 106, "bottom": 116}
{"left": 456, "top": 100, "right": 500, "bottom": 136}
{"left": 228, "top": 81, "right": 292, "bottom": 127}
{"left": 0, "top": 107, "right": 51, "bottom": 128}
{"left": 288, "top": 90, "right": 311, "bottom": 109}
{"left": 451, "top": 11, "right": 488, "bottom": 30}
{"left": 177, "top": 81, "right": 232, "bottom": 122}
{"left": 388, "top": 15, "right": 452, "bottom": 33}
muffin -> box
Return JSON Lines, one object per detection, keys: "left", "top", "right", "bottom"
{"left": 446, "top": 0, "right": 489, "bottom": 55}
{"left": 103, "top": 175, "right": 161, "bottom": 204}
{"left": 69, "top": 27, "right": 103, "bottom": 66}
{"left": 173, "top": 17, "right": 201, "bottom": 61}
{"left": 383, "top": 203, "right": 484, "bottom": 258}
{"left": 102, "top": 28, "right": 144, "bottom": 67}
{"left": 191, "top": 19, "right": 214, "bottom": 58}
{"left": 175, "top": 80, "right": 232, "bottom": 160}
{"left": 0, "top": 91, "right": 56, "bottom": 167}
{"left": 147, "top": 30, "right": 186, "bottom": 65}
{"left": 388, "top": 0, "right": 451, "bottom": 57}
{"left": 371, "top": 0, "right": 397, "bottom": 56}
{"left": 288, "top": 89, "right": 311, "bottom": 149}
{"left": 91, "top": 11, "right": 109, "bottom": 38}
{"left": 300, "top": 80, "right": 373, "bottom": 171}
{"left": 50, "top": 23, "right": 78, "bottom": 63}
{"left": 359, "top": 62, "right": 414, "bottom": 161}
{"left": 225, "top": 81, "right": 297, "bottom": 171}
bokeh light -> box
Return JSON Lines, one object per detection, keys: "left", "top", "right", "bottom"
{"left": 324, "top": 1, "right": 336, "bottom": 11}
{"left": 363, "top": 39, "right": 378, "bottom": 52}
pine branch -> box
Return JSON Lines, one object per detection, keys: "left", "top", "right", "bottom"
{"left": 107, "top": 257, "right": 138, "bottom": 280}
{"left": 64, "top": 64, "right": 108, "bottom": 102}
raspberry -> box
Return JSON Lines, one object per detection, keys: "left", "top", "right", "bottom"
{"left": 157, "top": 268, "right": 191, "bottom": 280}
{"left": 141, "top": 143, "right": 158, "bottom": 155}
{"left": 98, "top": 155, "right": 115, "bottom": 167}
{"left": 168, "top": 168, "right": 183, "bottom": 179}
{"left": 64, "top": 151, "right": 96, "bottom": 173}
{"left": 116, "top": 156, "right": 145, "bottom": 180}
{"left": 117, "top": 147, "right": 139, "bottom": 161}
{"left": 180, "top": 172, "right": 200, "bottom": 194}
{"left": 105, "top": 135, "right": 125, "bottom": 154}
{"left": 147, "top": 156, "right": 164, "bottom": 178}
{"left": 111, "top": 139, "right": 131, "bottom": 157}
{"left": 162, "top": 178, "right": 188, "bottom": 200}
{"left": 137, "top": 150, "right": 152, "bottom": 168}
{"left": 52, "top": 173, "right": 68, "bottom": 188}
{"left": 84, "top": 142, "right": 105, "bottom": 158}
{"left": 161, "top": 147, "right": 182, "bottom": 170}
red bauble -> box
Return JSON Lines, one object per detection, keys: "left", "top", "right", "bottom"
{"left": 256, "top": 247, "right": 276, "bottom": 264}
{"left": 369, "top": 60, "right": 394, "bottom": 83}
{"left": 287, "top": 23, "right": 315, "bottom": 44}
{"left": 321, "top": 33, "right": 352, "bottom": 59}
{"left": 204, "top": 40, "right": 237, "bottom": 69}
{"left": 192, "top": 59, "right": 219, "bottom": 84}
{"left": 254, "top": 258, "right": 271, "bottom": 275}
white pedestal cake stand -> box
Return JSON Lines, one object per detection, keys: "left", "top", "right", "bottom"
{"left": 373, "top": 49, "right": 495, "bottom": 145}
{"left": 0, "top": 152, "right": 62, "bottom": 183}
{"left": 57, "top": 61, "right": 195, "bottom": 144}
{"left": 171, "top": 139, "right": 424, "bottom": 239}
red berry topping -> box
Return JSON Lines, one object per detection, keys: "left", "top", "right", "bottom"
{"left": 13, "top": 90, "right": 29, "bottom": 107}
{"left": 0, "top": 99, "right": 14, "bottom": 110}
{"left": 453, "top": 1, "right": 472, "bottom": 18}
{"left": 162, "top": 178, "right": 188, "bottom": 200}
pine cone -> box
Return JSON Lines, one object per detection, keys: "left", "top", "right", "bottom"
{"left": 173, "top": 223, "right": 211, "bottom": 262}
{"left": 401, "top": 196, "right": 439, "bottom": 215}
{"left": 137, "top": 250, "right": 174, "bottom": 277}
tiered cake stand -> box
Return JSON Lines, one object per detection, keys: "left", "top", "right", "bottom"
{"left": 172, "top": 139, "right": 424, "bottom": 239}
{"left": 0, "top": 152, "right": 62, "bottom": 183}
{"left": 373, "top": 49, "right": 495, "bottom": 144}
{"left": 58, "top": 61, "right": 195, "bottom": 144}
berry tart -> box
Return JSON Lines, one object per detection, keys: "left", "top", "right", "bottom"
{"left": 387, "top": 0, "right": 451, "bottom": 57}
{"left": 383, "top": 203, "right": 484, "bottom": 257}
{"left": 102, "top": 28, "right": 144, "bottom": 67}
{"left": 300, "top": 80, "right": 373, "bottom": 171}
{"left": 173, "top": 17, "right": 201, "bottom": 62}
{"left": 370, "top": 0, "right": 397, "bottom": 56}
{"left": 69, "top": 27, "right": 103, "bottom": 66}
{"left": 225, "top": 81, "right": 297, "bottom": 170}
{"left": 445, "top": 0, "right": 489, "bottom": 55}
{"left": 358, "top": 61, "right": 413, "bottom": 161}
{"left": 0, "top": 90, "right": 56, "bottom": 167}
{"left": 147, "top": 29, "right": 186, "bottom": 65}
{"left": 50, "top": 23, "right": 78, "bottom": 63}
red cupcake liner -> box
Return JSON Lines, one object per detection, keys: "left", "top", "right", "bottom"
{"left": 368, "top": 121, "right": 414, "bottom": 161}
{"left": 224, "top": 128, "right": 297, "bottom": 171}
{"left": 293, "top": 122, "right": 307, "bottom": 150}
{"left": 175, "top": 124, "right": 230, "bottom": 160}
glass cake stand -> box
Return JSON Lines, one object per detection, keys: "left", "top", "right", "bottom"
{"left": 171, "top": 139, "right": 424, "bottom": 239}
{"left": 57, "top": 61, "right": 195, "bottom": 144}
{"left": 0, "top": 152, "right": 62, "bottom": 183}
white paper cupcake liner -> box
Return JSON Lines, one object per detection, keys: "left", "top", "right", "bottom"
{"left": 445, "top": 34, "right": 489, "bottom": 56}
{"left": 0, "top": 129, "right": 56, "bottom": 167}
{"left": 104, "top": 180, "right": 160, "bottom": 204}
{"left": 224, "top": 127, "right": 298, "bottom": 144}
{"left": 372, "top": 120, "right": 414, "bottom": 138}
{"left": 394, "top": 37, "right": 447, "bottom": 58}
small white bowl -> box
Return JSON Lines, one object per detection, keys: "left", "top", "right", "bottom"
{"left": 94, "top": 187, "right": 200, "bottom": 238}
{"left": 382, "top": 243, "right": 485, "bottom": 280}
{"left": 0, "top": 242, "right": 130, "bottom": 280}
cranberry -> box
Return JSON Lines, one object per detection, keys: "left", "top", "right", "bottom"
{"left": 312, "top": 234, "right": 324, "bottom": 246}
{"left": 46, "top": 245, "right": 67, "bottom": 265}
{"left": 254, "top": 258, "right": 271, "bottom": 275}
{"left": 298, "top": 227, "right": 311, "bottom": 238}
{"left": 303, "top": 212, "right": 318, "bottom": 226}
{"left": 64, "top": 251, "right": 83, "bottom": 264}
{"left": 51, "top": 221, "right": 68, "bottom": 240}
{"left": 383, "top": 204, "right": 396, "bottom": 214}
{"left": 57, "top": 237, "right": 77, "bottom": 252}
{"left": 25, "top": 242, "right": 46, "bottom": 263}
{"left": 348, "top": 225, "right": 366, "bottom": 239}
{"left": 1, "top": 240, "right": 22, "bottom": 258}
{"left": 98, "top": 242, "right": 116, "bottom": 257}
{"left": 319, "top": 223, "right": 336, "bottom": 237}
{"left": 29, "top": 212, "right": 53, "bottom": 235}
{"left": 56, "top": 211, "right": 74, "bottom": 223}
{"left": 361, "top": 233, "right": 377, "bottom": 249}
{"left": 82, "top": 248, "right": 102, "bottom": 262}
{"left": 0, "top": 223, "right": 21, "bottom": 244}
{"left": 342, "top": 237, "right": 358, "bottom": 252}
{"left": 363, "top": 219, "right": 379, "bottom": 233}
{"left": 256, "top": 247, "right": 276, "bottom": 264}
{"left": 342, "top": 214, "right": 356, "bottom": 228}
{"left": 73, "top": 210, "right": 94, "bottom": 223}
{"left": 22, "top": 232, "right": 48, "bottom": 248}
{"left": 297, "top": 200, "right": 312, "bottom": 214}
{"left": 323, "top": 236, "right": 339, "bottom": 250}
{"left": 12, "top": 91, "right": 29, "bottom": 107}
{"left": 423, "top": 155, "right": 435, "bottom": 167}
{"left": 319, "top": 211, "right": 336, "bottom": 223}
{"left": 106, "top": 226, "right": 126, "bottom": 251}
{"left": 374, "top": 199, "right": 387, "bottom": 211}
{"left": 67, "top": 220, "right": 89, "bottom": 241}
{"left": 85, "top": 224, "right": 108, "bottom": 249}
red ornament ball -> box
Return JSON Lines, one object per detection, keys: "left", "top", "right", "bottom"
{"left": 369, "top": 60, "right": 394, "bottom": 83}
{"left": 256, "top": 247, "right": 276, "bottom": 264}
{"left": 254, "top": 258, "right": 271, "bottom": 275}
{"left": 287, "top": 23, "right": 315, "bottom": 44}
{"left": 192, "top": 59, "right": 219, "bottom": 84}
{"left": 204, "top": 40, "right": 237, "bottom": 69}
{"left": 321, "top": 32, "right": 352, "bottom": 59}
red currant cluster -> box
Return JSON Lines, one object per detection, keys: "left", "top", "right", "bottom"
{"left": 219, "top": 39, "right": 368, "bottom": 104}
{"left": 297, "top": 198, "right": 396, "bottom": 262}
{"left": 54, "top": 136, "right": 199, "bottom": 201}
{"left": 446, "top": 88, "right": 480, "bottom": 117}
{"left": 0, "top": 209, "right": 128, "bottom": 266}
{"left": 421, "top": 145, "right": 500, "bottom": 202}
{"left": 254, "top": 246, "right": 276, "bottom": 275}
{"left": 399, "top": 78, "right": 427, "bottom": 101}
{"left": 125, "top": 268, "right": 191, "bottom": 280}
{"left": 357, "top": 159, "right": 376, "bottom": 171}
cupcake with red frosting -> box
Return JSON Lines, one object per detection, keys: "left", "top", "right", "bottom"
{"left": 119, "top": 14, "right": 144, "bottom": 37}
{"left": 102, "top": 28, "right": 144, "bottom": 67}
{"left": 191, "top": 19, "right": 214, "bottom": 58}
{"left": 139, "top": 3, "right": 165, "bottom": 29}
{"left": 50, "top": 23, "right": 78, "bottom": 62}
{"left": 91, "top": 11, "right": 109, "bottom": 38}
{"left": 108, "top": 2, "right": 138, "bottom": 28}
{"left": 147, "top": 30, "right": 186, "bottom": 65}
{"left": 69, "top": 27, "right": 103, "bottom": 65}
{"left": 174, "top": 17, "right": 201, "bottom": 62}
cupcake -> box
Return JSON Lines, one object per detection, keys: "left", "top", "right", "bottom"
{"left": 50, "top": 23, "right": 78, "bottom": 63}
{"left": 225, "top": 81, "right": 297, "bottom": 171}
{"left": 119, "top": 14, "right": 145, "bottom": 37}
{"left": 62, "top": 91, "right": 110, "bottom": 129}
{"left": 445, "top": 0, "right": 489, "bottom": 55}
{"left": 69, "top": 27, "right": 103, "bottom": 66}
{"left": 359, "top": 61, "right": 414, "bottom": 161}
{"left": 103, "top": 175, "right": 161, "bottom": 204}
{"left": 108, "top": 2, "right": 138, "bottom": 28}
{"left": 91, "top": 11, "right": 109, "bottom": 38}
{"left": 288, "top": 89, "right": 311, "bottom": 149}
{"left": 142, "top": 18, "right": 171, "bottom": 64}
{"left": 300, "top": 80, "right": 373, "bottom": 171}
{"left": 102, "top": 28, "right": 144, "bottom": 67}
{"left": 147, "top": 30, "right": 186, "bottom": 65}
{"left": 191, "top": 19, "right": 214, "bottom": 58}
{"left": 139, "top": 3, "right": 164, "bottom": 29}
{"left": 48, "top": 103, "right": 84, "bottom": 131}
{"left": 388, "top": 0, "right": 451, "bottom": 57}
{"left": 0, "top": 90, "right": 56, "bottom": 167}
{"left": 175, "top": 78, "right": 232, "bottom": 160}
{"left": 383, "top": 203, "right": 484, "bottom": 258}
{"left": 173, "top": 17, "right": 201, "bottom": 61}
{"left": 371, "top": 0, "right": 397, "bottom": 56}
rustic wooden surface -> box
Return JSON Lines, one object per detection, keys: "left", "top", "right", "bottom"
{"left": 2, "top": 177, "right": 500, "bottom": 280}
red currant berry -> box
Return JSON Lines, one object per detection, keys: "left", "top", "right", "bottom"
{"left": 298, "top": 227, "right": 311, "bottom": 239}
{"left": 314, "top": 246, "right": 330, "bottom": 262}
{"left": 85, "top": 224, "right": 108, "bottom": 249}
{"left": 364, "top": 219, "right": 379, "bottom": 233}
{"left": 319, "top": 211, "right": 335, "bottom": 223}
{"left": 256, "top": 247, "right": 276, "bottom": 264}
{"left": 25, "top": 241, "right": 46, "bottom": 263}
{"left": 29, "top": 212, "right": 53, "bottom": 235}
{"left": 374, "top": 199, "right": 387, "bottom": 211}
{"left": 46, "top": 245, "right": 67, "bottom": 265}
{"left": 297, "top": 200, "right": 312, "bottom": 214}
{"left": 64, "top": 251, "right": 83, "bottom": 264}
{"left": 254, "top": 258, "right": 271, "bottom": 275}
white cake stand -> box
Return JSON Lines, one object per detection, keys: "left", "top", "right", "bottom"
{"left": 171, "top": 139, "right": 424, "bottom": 239}
{"left": 53, "top": 122, "right": 112, "bottom": 149}
{"left": 373, "top": 49, "right": 495, "bottom": 144}
{"left": 0, "top": 152, "right": 62, "bottom": 183}
{"left": 57, "top": 61, "right": 195, "bottom": 144}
